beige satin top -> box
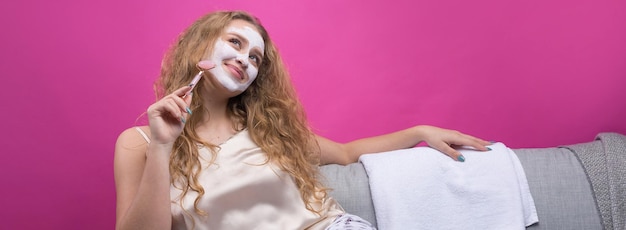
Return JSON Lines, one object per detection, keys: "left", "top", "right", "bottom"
{"left": 165, "top": 129, "right": 344, "bottom": 230}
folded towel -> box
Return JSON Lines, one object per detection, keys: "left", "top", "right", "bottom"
{"left": 359, "top": 143, "right": 538, "bottom": 230}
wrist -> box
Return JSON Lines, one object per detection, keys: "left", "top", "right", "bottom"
{"left": 409, "top": 125, "right": 428, "bottom": 144}
{"left": 146, "top": 142, "right": 174, "bottom": 159}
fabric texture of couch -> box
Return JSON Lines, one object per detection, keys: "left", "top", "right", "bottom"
{"left": 320, "top": 132, "right": 626, "bottom": 230}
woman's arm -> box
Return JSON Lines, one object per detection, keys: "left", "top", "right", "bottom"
{"left": 318, "top": 125, "right": 491, "bottom": 165}
{"left": 115, "top": 85, "right": 195, "bottom": 230}
{"left": 114, "top": 127, "right": 173, "bottom": 230}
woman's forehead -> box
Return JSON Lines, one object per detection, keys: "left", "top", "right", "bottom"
{"left": 225, "top": 20, "right": 265, "bottom": 52}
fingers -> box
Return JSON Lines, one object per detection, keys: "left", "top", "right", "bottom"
{"left": 445, "top": 133, "right": 493, "bottom": 161}
{"left": 459, "top": 134, "right": 491, "bottom": 151}
{"left": 173, "top": 87, "right": 194, "bottom": 121}
{"left": 445, "top": 132, "right": 492, "bottom": 151}
{"left": 426, "top": 129, "right": 492, "bottom": 162}
{"left": 173, "top": 85, "right": 193, "bottom": 97}
{"left": 436, "top": 143, "right": 465, "bottom": 162}
{"left": 468, "top": 134, "right": 492, "bottom": 147}
{"left": 162, "top": 97, "right": 186, "bottom": 123}
{"left": 172, "top": 86, "right": 193, "bottom": 108}
{"left": 149, "top": 86, "right": 193, "bottom": 123}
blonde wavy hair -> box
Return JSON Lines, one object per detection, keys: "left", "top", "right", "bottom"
{"left": 154, "top": 11, "right": 328, "bottom": 217}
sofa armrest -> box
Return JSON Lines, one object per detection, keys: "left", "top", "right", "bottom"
{"left": 515, "top": 146, "right": 602, "bottom": 229}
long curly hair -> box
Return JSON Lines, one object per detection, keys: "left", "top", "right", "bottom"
{"left": 154, "top": 11, "right": 328, "bottom": 218}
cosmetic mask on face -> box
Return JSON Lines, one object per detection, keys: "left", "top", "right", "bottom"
{"left": 208, "top": 26, "right": 265, "bottom": 92}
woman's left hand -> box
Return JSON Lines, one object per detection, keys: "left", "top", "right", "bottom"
{"left": 415, "top": 125, "right": 491, "bottom": 162}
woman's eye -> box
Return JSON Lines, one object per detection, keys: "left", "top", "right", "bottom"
{"left": 249, "top": 55, "right": 259, "bottom": 64}
{"left": 228, "top": 38, "right": 241, "bottom": 47}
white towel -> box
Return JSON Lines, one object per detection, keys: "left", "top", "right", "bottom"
{"left": 359, "top": 143, "right": 538, "bottom": 230}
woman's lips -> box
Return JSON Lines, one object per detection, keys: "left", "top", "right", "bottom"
{"left": 225, "top": 64, "right": 244, "bottom": 80}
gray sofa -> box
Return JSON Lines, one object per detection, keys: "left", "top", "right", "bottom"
{"left": 320, "top": 132, "right": 626, "bottom": 230}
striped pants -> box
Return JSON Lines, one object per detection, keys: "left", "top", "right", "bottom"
{"left": 325, "top": 213, "right": 377, "bottom": 230}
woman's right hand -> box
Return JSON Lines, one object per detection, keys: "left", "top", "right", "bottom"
{"left": 146, "top": 86, "right": 193, "bottom": 147}
{"left": 146, "top": 60, "right": 215, "bottom": 149}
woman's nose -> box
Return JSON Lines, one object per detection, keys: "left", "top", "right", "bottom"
{"left": 236, "top": 57, "right": 248, "bottom": 69}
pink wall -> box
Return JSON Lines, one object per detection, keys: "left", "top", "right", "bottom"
{"left": 1, "top": 0, "right": 624, "bottom": 228}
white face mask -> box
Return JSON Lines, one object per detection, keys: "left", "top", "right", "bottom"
{"left": 208, "top": 25, "right": 265, "bottom": 92}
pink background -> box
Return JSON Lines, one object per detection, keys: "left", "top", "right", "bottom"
{"left": 1, "top": 0, "right": 625, "bottom": 228}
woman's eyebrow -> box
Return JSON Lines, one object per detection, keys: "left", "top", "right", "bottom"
{"left": 231, "top": 32, "right": 254, "bottom": 45}
{"left": 252, "top": 47, "right": 263, "bottom": 56}
{"left": 229, "top": 31, "right": 265, "bottom": 48}
{"left": 227, "top": 30, "right": 264, "bottom": 56}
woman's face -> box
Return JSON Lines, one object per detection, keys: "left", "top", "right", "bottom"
{"left": 205, "top": 19, "right": 265, "bottom": 93}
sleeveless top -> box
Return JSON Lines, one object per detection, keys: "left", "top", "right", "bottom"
{"left": 135, "top": 127, "right": 344, "bottom": 230}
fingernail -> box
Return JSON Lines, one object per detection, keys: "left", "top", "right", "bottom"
{"left": 186, "top": 107, "right": 192, "bottom": 115}
{"left": 489, "top": 140, "right": 497, "bottom": 143}
{"left": 487, "top": 147, "right": 492, "bottom": 151}
{"left": 181, "top": 117, "right": 186, "bottom": 123}
{"left": 457, "top": 155, "right": 465, "bottom": 162}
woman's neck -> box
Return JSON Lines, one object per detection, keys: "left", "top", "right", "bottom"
{"left": 195, "top": 96, "right": 242, "bottom": 145}
{"left": 195, "top": 115, "right": 240, "bottom": 146}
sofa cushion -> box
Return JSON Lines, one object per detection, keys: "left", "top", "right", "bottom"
{"left": 320, "top": 163, "right": 377, "bottom": 227}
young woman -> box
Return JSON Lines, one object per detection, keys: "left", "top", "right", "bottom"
{"left": 114, "top": 10, "right": 490, "bottom": 230}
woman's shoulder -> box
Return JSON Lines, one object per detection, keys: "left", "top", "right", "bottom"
{"left": 115, "top": 126, "right": 150, "bottom": 154}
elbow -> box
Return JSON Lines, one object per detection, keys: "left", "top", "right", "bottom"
{"left": 337, "top": 150, "right": 359, "bottom": 166}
